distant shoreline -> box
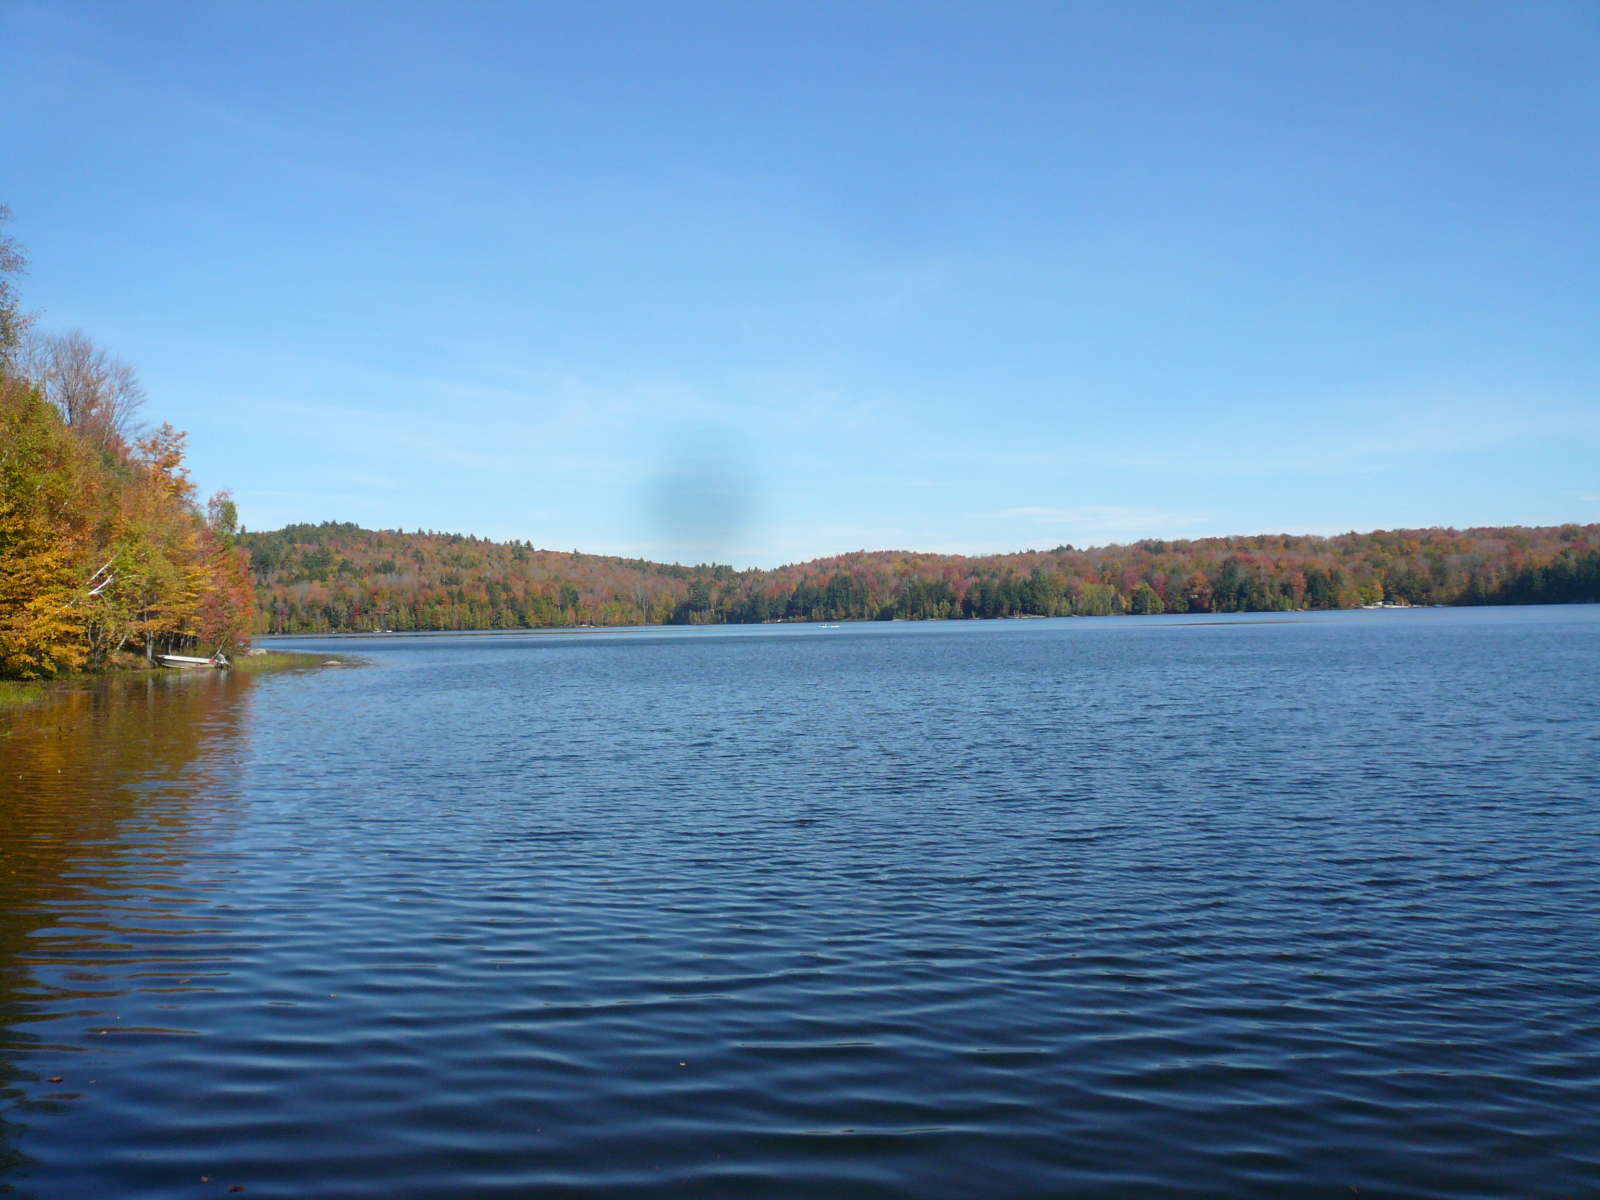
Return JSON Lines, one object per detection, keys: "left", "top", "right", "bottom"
{"left": 255, "top": 603, "right": 1542, "bottom": 642}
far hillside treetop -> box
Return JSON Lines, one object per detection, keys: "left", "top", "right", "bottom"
{"left": 244, "top": 521, "right": 1600, "bottom": 635}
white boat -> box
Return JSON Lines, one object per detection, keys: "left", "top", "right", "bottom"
{"left": 157, "top": 652, "right": 231, "bottom": 670}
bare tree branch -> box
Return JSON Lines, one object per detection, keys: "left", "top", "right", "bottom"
{"left": 23, "top": 328, "right": 147, "bottom": 451}
{"left": 0, "top": 203, "right": 30, "bottom": 373}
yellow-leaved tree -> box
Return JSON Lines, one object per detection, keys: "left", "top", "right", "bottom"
{"left": 0, "top": 377, "right": 92, "bottom": 677}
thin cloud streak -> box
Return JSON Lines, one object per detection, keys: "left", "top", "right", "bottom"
{"left": 943, "top": 391, "right": 1600, "bottom": 481}
{"left": 990, "top": 505, "right": 1212, "bottom": 532}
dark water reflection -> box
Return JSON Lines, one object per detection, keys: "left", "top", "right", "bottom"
{"left": 0, "top": 671, "right": 252, "bottom": 1192}
{"left": 2, "top": 608, "right": 1599, "bottom": 1198}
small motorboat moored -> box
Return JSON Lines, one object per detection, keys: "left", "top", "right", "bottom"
{"left": 157, "top": 652, "right": 231, "bottom": 670}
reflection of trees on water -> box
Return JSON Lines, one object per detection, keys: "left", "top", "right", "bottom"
{"left": 0, "top": 672, "right": 253, "bottom": 1192}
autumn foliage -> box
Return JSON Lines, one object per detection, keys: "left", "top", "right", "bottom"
{"left": 245, "top": 521, "right": 1600, "bottom": 635}
{"left": 0, "top": 382, "right": 254, "bottom": 678}
{"left": 0, "top": 212, "right": 253, "bottom": 679}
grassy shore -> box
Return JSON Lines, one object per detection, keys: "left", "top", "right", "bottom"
{"left": 0, "top": 679, "right": 46, "bottom": 708}
{"left": 231, "top": 649, "right": 348, "bottom": 674}
{"left": 0, "top": 648, "right": 351, "bottom": 710}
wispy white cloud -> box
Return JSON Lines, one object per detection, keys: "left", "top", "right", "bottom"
{"left": 989, "top": 505, "right": 1211, "bottom": 531}
{"left": 270, "top": 400, "right": 638, "bottom": 477}
{"left": 940, "top": 387, "right": 1600, "bottom": 480}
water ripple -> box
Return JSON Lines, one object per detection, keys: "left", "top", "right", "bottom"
{"left": 3, "top": 609, "right": 1599, "bottom": 1197}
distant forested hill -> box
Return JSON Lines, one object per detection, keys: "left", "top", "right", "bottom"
{"left": 244, "top": 522, "right": 1600, "bottom": 634}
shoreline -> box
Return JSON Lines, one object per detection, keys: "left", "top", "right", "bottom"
{"left": 0, "top": 649, "right": 353, "bottom": 713}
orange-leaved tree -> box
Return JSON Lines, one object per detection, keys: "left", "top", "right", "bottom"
{"left": 195, "top": 491, "right": 254, "bottom": 653}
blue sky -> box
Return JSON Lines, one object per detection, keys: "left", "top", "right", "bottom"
{"left": 5, "top": 0, "right": 1597, "bottom": 566}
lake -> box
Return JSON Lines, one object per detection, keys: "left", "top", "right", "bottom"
{"left": 2, "top": 607, "right": 1598, "bottom": 1198}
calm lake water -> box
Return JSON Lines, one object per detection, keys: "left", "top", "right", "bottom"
{"left": 2, "top": 607, "right": 1598, "bottom": 1198}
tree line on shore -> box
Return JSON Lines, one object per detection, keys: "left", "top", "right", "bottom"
{"left": 246, "top": 520, "right": 1600, "bottom": 635}
{"left": 0, "top": 208, "right": 253, "bottom": 680}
